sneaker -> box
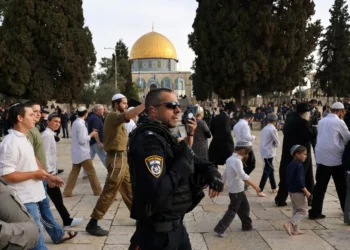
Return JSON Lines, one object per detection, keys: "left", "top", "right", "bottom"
{"left": 65, "top": 218, "right": 83, "bottom": 228}
{"left": 218, "top": 233, "right": 226, "bottom": 238}
{"left": 308, "top": 214, "right": 326, "bottom": 220}
{"left": 242, "top": 226, "right": 257, "bottom": 231}
{"left": 275, "top": 200, "right": 287, "bottom": 207}
{"left": 82, "top": 174, "right": 88, "bottom": 180}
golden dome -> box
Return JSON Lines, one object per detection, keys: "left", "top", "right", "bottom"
{"left": 130, "top": 31, "right": 177, "bottom": 61}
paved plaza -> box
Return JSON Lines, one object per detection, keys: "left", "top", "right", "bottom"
{"left": 46, "top": 127, "right": 350, "bottom": 250}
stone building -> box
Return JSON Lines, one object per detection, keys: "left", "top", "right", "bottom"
{"left": 130, "top": 26, "right": 192, "bottom": 99}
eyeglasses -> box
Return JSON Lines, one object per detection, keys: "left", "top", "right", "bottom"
{"left": 154, "top": 101, "right": 181, "bottom": 110}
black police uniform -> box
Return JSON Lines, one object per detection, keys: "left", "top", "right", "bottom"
{"left": 36, "top": 118, "right": 48, "bottom": 133}
{"left": 128, "top": 120, "right": 223, "bottom": 250}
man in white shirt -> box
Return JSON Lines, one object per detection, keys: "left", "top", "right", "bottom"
{"left": 43, "top": 113, "right": 83, "bottom": 227}
{"left": 309, "top": 102, "right": 350, "bottom": 220}
{"left": 63, "top": 106, "right": 101, "bottom": 197}
{"left": 233, "top": 113, "right": 256, "bottom": 175}
{"left": 0, "top": 103, "right": 49, "bottom": 250}
{"left": 258, "top": 113, "right": 280, "bottom": 197}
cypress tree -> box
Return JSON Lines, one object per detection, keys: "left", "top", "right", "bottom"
{"left": 0, "top": 0, "right": 96, "bottom": 103}
{"left": 189, "top": 0, "right": 321, "bottom": 102}
{"left": 314, "top": 0, "right": 350, "bottom": 98}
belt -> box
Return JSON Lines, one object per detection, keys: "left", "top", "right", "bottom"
{"left": 106, "top": 150, "right": 125, "bottom": 156}
{"left": 138, "top": 219, "right": 181, "bottom": 232}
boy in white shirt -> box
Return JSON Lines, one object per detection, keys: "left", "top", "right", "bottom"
{"left": 258, "top": 113, "right": 280, "bottom": 197}
{"left": 214, "top": 141, "right": 260, "bottom": 237}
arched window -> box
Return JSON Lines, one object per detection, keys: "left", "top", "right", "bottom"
{"left": 135, "top": 77, "right": 146, "bottom": 89}
{"left": 161, "top": 77, "right": 172, "bottom": 89}
{"left": 148, "top": 77, "right": 159, "bottom": 88}
{"left": 175, "top": 77, "right": 185, "bottom": 90}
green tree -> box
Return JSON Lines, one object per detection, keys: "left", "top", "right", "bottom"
{"left": 0, "top": 0, "right": 96, "bottom": 103}
{"left": 189, "top": 0, "right": 321, "bottom": 102}
{"left": 76, "top": 84, "right": 95, "bottom": 108}
{"left": 314, "top": 0, "right": 350, "bottom": 98}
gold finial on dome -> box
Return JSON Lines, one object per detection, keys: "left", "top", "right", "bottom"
{"left": 152, "top": 22, "right": 154, "bottom": 32}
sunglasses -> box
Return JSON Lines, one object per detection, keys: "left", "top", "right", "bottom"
{"left": 154, "top": 101, "right": 181, "bottom": 110}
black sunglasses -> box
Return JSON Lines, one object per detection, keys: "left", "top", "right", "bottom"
{"left": 154, "top": 101, "right": 181, "bottom": 110}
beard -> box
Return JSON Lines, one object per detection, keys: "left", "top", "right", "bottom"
{"left": 301, "top": 112, "right": 310, "bottom": 121}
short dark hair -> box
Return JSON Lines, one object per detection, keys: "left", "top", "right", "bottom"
{"left": 145, "top": 88, "right": 173, "bottom": 111}
{"left": 8, "top": 103, "right": 32, "bottom": 127}
{"left": 234, "top": 146, "right": 252, "bottom": 154}
{"left": 77, "top": 110, "right": 88, "bottom": 117}
{"left": 25, "top": 100, "right": 41, "bottom": 107}
{"left": 111, "top": 99, "right": 123, "bottom": 109}
{"left": 292, "top": 145, "right": 307, "bottom": 156}
{"left": 48, "top": 113, "right": 61, "bottom": 121}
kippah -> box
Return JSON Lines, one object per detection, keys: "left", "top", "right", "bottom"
{"left": 112, "top": 93, "right": 126, "bottom": 101}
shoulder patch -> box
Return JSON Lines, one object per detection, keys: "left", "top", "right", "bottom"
{"left": 145, "top": 155, "right": 164, "bottom": 178}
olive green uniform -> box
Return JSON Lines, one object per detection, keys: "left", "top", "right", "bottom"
{"left": 0, "top": 179, "right": 39, "bottom": 250}
{"left": 91, "top": 111, "right": 132, "bottom": 220}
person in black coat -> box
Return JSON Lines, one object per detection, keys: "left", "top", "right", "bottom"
{"left": 208, "top": 105, "right": 235, "bottom": 167}
{"left": 275, "top": 103, "right": 317, "bottom": 206}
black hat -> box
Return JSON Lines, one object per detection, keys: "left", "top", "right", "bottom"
{"left": 41, "top": 108, "right": 50, "bottom": 114}
{"left": 128, "top": 98, "right": 142, "bottom": 107}
{"left": 296, "top": 102, "right": 312, "bottom": 113}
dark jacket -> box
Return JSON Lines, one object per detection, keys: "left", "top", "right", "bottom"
{"left": 286, "top": 160, "right": 305, "bottom": 193}
{"left": 342, "top": 113, "right": 350, "bottom": 171}
{"left": 60, "top": 113, "right": 69, "bottom": 126}
{"left": 279, "top": 112, "right": 316, "bottom": 183}
{"left": 208, "top": 112, "right": 234, "bottom": 165}
{"left": 87, "top": 112, "right": 104, "bottom": 146}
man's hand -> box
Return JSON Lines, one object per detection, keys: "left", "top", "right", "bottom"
{"left": 89, "top": 131, "right": 98, "bottom": 138}
{"left": 47, "top": 175, "right": 65, "bottom": 187}
{"left": 186, "top": 118, "right": 197, "bottom": 135}
{"left": 208, "top": 176, "right": 224, "bottom": 198}
{"left": 98, "top": 143, "right": 104, "bottom": 150}
{"left": 34, "top": 169, "right": 49, "bottom": 181}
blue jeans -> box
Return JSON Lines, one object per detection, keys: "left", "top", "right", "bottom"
{"left": 83, "top": 143, "right": 106, "bottom": 175}
{"left": 40, "top": 181, "right": 65, "bottom": 243}
{"left": 24, "top": 202, "right": 48, "bottom": 250}
{"left": 259, "top": 158, "right": 277, "bottom": 192}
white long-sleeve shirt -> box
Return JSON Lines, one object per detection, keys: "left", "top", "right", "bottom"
{"left": 42, "top": 128, "right": 57, "bottom": 174}
{"left": 315, "top": 113, "right": 350, "bottom": 166}
{"left": 223, "top": 153, "right": 250, "bottom": 193}
{"left": 260, "top": 124, "right": 280, "bottom": 159}
{"left": 71, "top": 118, "right": 91, "bottom": 164}
{"left": 233, "top": 119, "right": 255, "bottom": 142}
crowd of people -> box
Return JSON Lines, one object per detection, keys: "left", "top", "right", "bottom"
{"left": 1, "top": 91, "right": 350, "bottom": 249}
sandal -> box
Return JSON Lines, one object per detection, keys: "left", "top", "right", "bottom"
{"left": 55, "top": 231, "right": 78, "bottom": 244}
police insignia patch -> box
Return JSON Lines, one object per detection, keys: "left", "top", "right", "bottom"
{"left": 145, "top": 155, "right": 163, "bottom": 178}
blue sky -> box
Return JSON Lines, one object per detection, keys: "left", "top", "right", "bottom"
{"left": 83, "top": 0, "right": 349, "bottom": 72}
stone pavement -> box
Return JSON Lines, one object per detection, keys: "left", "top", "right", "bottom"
{"left": 47, "top": 128, "right": 350, "bottom": 250}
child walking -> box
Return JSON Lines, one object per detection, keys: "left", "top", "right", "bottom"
{"left": 283, "top": 145, "right": 311, "bottom": 236}
{"left": 258, "top": 113, "right": 280, "bottom": 197}
{"left": 214, "top": 141, "right": 260, "bottom": 237}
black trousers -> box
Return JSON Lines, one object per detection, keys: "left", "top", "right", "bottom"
{"left": 214, "top": 192, "right": 252, "bottom": 234}
{"left": 243, "top": 150, "right": 256, "bottom": 175}
{"left": 129, "top": 222, "right": 191, "bottom": 250}
{"left": 309, "top": 164, "right": 346, "bottom": 217}
{"left": 259, "top": 158, "right": 277, "bottom": 192}
{"left": 46, "top": 185, "right": 72, "bottom": 226}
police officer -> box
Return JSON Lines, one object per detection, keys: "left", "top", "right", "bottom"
{"left": 86, "top": 93, "right": 145, "bottom": 236}
{"left": 128, "top": 88, "right": 224, "bottom": 250}
{"left": 0, "top": 178, "right": 40, "bottom": 249}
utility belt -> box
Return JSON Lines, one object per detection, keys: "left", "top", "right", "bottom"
{"left": 106, "top": 150, "right": 126, "bottom": 157}
{"left": 137, "top": 218, "right": 182, "bottom": 232}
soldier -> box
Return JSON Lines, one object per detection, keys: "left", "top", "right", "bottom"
{"left": 0, "top": 177, "right": 40, "bottom": 250}
{"left": 36, "top": 107, "right": 50, "bottom": 133}
{"left": 128, "top": 88, "right": 223, "bottom": 249}
{"left": 86, "top": 93, "right": 145, "bottom": 236}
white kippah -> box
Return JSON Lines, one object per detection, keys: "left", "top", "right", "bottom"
{"left": 78, "top": 106, "right": 87, "bottom": 112}
{"left": 331, "top": 102, "right": 344, "bottom": 110}
{"left": 112, "top": 93, "right": 126, "bottom": 101}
